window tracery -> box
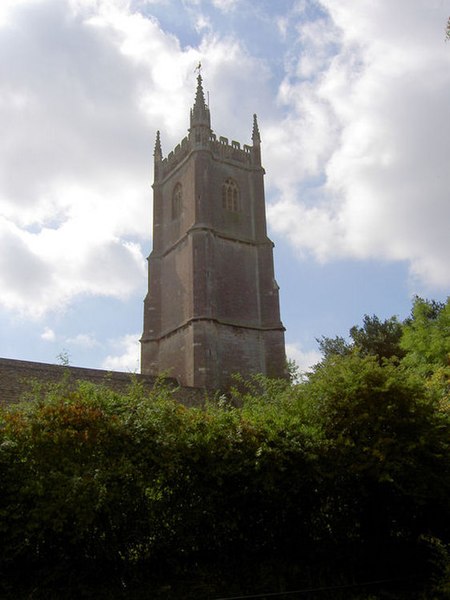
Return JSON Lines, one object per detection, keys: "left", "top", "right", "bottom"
{"left": 222, "top": 178, "right": 240, "bottom": 212}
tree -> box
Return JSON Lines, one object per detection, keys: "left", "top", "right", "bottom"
{"left": 316, "top": 334, "right": 350, "bottom": 360}
{"left": 400, "top": 297, "right": 450, "bottom": 411}
{"left": 316, "top": 314, "right": 404, "bottom": 364}
{"left": 350, "top": 314, "right": 404, "bottom": 361}
{"left": 401, "top": 297, "right": 450, "bottom": 376}
{"left": 301, "top": 352, "right": 450, "bottom": 555}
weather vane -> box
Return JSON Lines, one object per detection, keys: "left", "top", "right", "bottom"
{"left": 195, "top": 61, "right": 202, "bottom": 75}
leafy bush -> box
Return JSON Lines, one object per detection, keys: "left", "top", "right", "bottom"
{"left": 1, "top": 298, "right": 449, "bottom": 598}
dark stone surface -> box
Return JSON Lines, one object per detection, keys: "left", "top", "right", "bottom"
{"left": 0, "top": 357, "right": 207, "bottom": 407}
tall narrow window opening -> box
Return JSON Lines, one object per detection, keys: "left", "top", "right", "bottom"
{"left": 172, "top": 183, "right": 182, "bottom": 219}
{"left": 222, "top": 178, "right": 240, "bottom": 212}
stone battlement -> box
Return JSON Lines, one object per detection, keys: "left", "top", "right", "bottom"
{"left": 160, "top": 132, "right": 253, "bottom": 178}
{"left": 210, "top": 134, "right": 252, "bottom": 164}
{"left": 164, "top": 136, "right": 190, "bottom": 173}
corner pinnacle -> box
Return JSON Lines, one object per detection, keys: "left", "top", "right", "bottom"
{"left": 252, "top": 114, "right": 261, "bottom": 144}
{"left": 154, "top": 130, "right": 162, "bottom": 158}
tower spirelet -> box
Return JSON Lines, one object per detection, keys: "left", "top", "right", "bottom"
{"left": 252, "top": 114, "right": 261, "bottom": 144}
{"left": 190, "top": 73, "right": 211, "bottom": 130}
{"left": 153, "top": 130, "right": 162, "bottom": 181}
{"left": 154, "top": 130, "right": 162, "bottom": 158}
{"left": 251, "top": 114, "right": 261, "bottom": 166}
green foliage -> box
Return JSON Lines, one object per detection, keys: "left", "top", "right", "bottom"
{"left": 350, "top": 314, "right": 405, "bottom": 361}
{"left": 56, "top": 349, "right": 70, "bottom": 366}
{"left": 1, "top": 297, "right": 450, "bottom": 597}
{"left": 401, "top": 297, "right": 450, "bottom": 376}
{"left": 400, "top": 297, "right": 450, "bottom": 413}
{"left": 316, "top": 333, "right": 351, "bottom": 360}
{"left": 317, "top": 314, "right": 404, "bottom": 363}
{"left": 302, "top": 353, "right": 450, "bottom": 545}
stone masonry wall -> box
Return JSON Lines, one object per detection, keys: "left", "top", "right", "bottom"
{"left": 0, "top": 358, "right": 207, "bottom": 408}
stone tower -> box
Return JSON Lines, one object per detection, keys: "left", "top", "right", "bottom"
{"left": 141, "top": 74, "right": 286, "bottom": 389}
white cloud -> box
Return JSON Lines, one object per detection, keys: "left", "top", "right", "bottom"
{"left": 285, "top": 342, "right": 322, "bottom": 375}
{"left": 0, "top": 0, "right": 270, "bottom": 320}
{"left": 65, "top": 333, "right": 99, "bottom": 348}
{"left": 211, "top": 0, "right": 238, "bottom": 12}
{"left": 0, "top": 212, "right": 146, "bottom": 317}
{"left": 194, "top": 13, "right": 211, "bottom": 33}
{"left": 102, "top": 333, "right": 140, "bottom": 371}
{"left": 41, "top": 327, "right": 56, "bottom": 342}
{"left": 0, "top": 0, "right": 156, "bottom": 316}
{"left": 265, "top": 0, "right": 450, "bottom": 291}
{"left": 3, "top": 0, "right": 445, "bottom": 343}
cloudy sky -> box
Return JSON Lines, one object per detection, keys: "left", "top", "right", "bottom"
{"left": 0, "top": 0, "right": 449, "bottom": 374}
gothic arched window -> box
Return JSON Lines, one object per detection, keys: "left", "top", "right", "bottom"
{"left": 172, "top": 183, "right": 182, "bottom": 220}
{"left": 222, "top": 178, "right": 240, "bottom": 212}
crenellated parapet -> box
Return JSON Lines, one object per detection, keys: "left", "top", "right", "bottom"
{"left": 157, "top": 130, "right": 258, "bottom": 179}
{"left": 209, "top": 133, "right": 253, "bottom": 165}
{"left": 160, "top": 136, "right": 190, "bottom": 177}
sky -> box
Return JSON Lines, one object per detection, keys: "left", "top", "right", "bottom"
{"left": 0, "top": 0, "right": 449, "bottom": 375}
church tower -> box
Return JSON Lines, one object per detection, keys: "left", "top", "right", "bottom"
{"left": 141, "top": 74, "right": 286, "bottom": 389}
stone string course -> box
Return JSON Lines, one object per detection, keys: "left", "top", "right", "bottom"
{"left": 0, "top": 357, "right": 207, "bottom": 408}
